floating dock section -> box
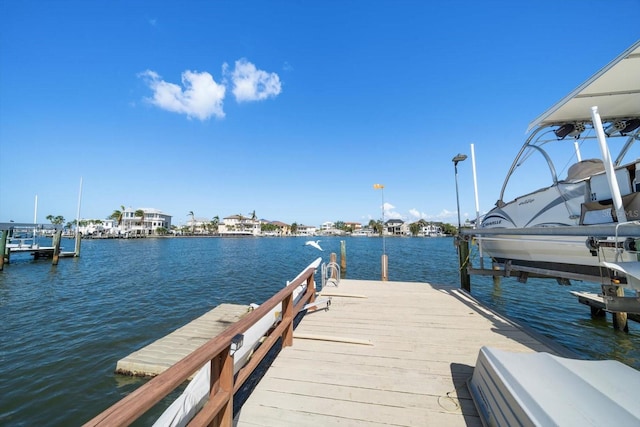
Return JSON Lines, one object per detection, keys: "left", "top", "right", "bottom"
{"left": 571, "top": 290, "right": 640, "bottom": 323}
{"left": 116, "top": 303, "right": 250, "bottom": 377}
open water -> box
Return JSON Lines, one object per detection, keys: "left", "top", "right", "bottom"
{"left": 1, "top": 236, "right": 639, "bottom": 425}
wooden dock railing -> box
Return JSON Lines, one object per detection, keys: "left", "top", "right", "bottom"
{"left": 84, "top": 258, "right": 321, "bottom": 427}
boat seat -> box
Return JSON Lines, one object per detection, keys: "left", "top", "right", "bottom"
{"left": 580, "top": 192, "right": 640, "bottom": 224}
{"left": 565, "top": 159, "right": 604, "bottom": 182}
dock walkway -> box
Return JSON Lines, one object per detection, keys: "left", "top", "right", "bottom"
{"left": 116, "top": 303, "right": 250, "bottom": 377}
{"left": 235, "top": 279, "right": 568, "bottom": 426}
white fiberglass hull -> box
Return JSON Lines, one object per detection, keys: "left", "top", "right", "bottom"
{"left": 479, "top": 174, "right": 639, "bottom": 283}
{"left": 478, "top": 233, "right": 635, "bottom": 281}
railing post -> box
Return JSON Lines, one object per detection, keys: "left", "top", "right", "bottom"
{"left": 210, "top": 348, "right": 233, "bottom": 427}
{"left": 306, "top": 273, "right": 315, "bottom": 305}
{"left": 282, "top": 293, "right": 294, "bottom": 347}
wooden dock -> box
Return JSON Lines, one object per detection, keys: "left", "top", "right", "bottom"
{"left": 116, "top": 303, "right": 250, "bottom": 377}
{"left": 571, "top": 290, "right": 640, "bottom": 323}
{"left": 235, "top": 279, "right": 568, "bottom": 427}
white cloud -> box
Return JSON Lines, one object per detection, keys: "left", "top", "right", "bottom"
{"left": 228, "top": 58, "right": 282, "bottom": 102}
{"left": 429, "top": 209, "right": 457, "bottom": 221}
{"left": 408, "top": 208, "right": 428, "bottom": 219}
{"left": 139, "top": 69, "right": 226, "bottom": 120}
{"left": 382, "top": 202, "right": 404, "bottom": 220}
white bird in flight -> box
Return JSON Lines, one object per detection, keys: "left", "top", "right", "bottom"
{"left": 305, "top": 240, "right": 323, "bottom": 251}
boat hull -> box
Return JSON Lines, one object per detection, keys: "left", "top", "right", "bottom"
{"left": 478, "top": 173, "right": 640, "bottom": 284}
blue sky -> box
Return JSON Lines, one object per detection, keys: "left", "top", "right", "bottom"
{"left": 1, "top": 1, "right": 638, "bottom": 227}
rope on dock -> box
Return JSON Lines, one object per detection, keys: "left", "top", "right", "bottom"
{"left": 292, "top": 332, "right": 373, "bottom": 346}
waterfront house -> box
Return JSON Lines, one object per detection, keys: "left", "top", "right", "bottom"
{"left": 419, "top": 223, "right": 443, "bottom": 237}
{"left": 120, "top": 207, "right": 172, "bottom": 236}
{"left": 218, "top": 215, "right": 261, "bottom": 236}
{"left": 296, "top": 224, "right": 317, "bottom": 236}
{"left": 319, "top": 221, "right": 345, "bottom": 236}
{"left": 384, "top": 219, "right": 405, "bottom": 236}
{"left": 77, "top": 219, "right": 118, "bottom": 236}
{"left": 344, "top": 221, "right": 362, "bottom": 231}
{"left": 320, "top": 221, "right": 335, "bottom": 232}
{"left": 185, "top": 217, "right": 215, "bottom": 234}
{"left": 264, "top": 221, "right": 290, "bottom": 236}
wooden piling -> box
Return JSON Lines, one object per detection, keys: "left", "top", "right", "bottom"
{"left": 492, "top": 262, "right": 501, "bottom": 286}
{"left": 52, "top": 229, "right": 62, "bottom": 265}
{"left": 0, "top": 230, "right": 7, "bottom": 270}
{"left": 330, "top": 253, "right": 337, "bottom": 280}
{"left": 605, "top": 285, "right": 629, "bottom": 332}
{"left": 74, "top": 232, "right": 81, "bottom": 257}
{"left": 340, "top": 240, "right": 346, "bottom": 273}
{"left": 458, "top": 237, "right": 471, "bottom": 292}
{"left": 381, "top": 254, "right": 388, "bottom": 281}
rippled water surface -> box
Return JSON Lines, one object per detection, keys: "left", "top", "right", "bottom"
{"left": 1, "top": 236, "right": 638, "bottom": 425}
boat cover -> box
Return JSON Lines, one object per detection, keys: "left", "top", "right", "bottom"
{"left": 468, "top": 346, "right": 640, "bottom": 426}
{"left": 529, "top": 40, "right": 640, "bottom": 131}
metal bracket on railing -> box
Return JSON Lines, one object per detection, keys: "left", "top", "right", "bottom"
{"left": 301, "top": 297, "right": 331, "bottom": 312}
{"left": 230, "top": 333, "right": 244, "bottom": 355}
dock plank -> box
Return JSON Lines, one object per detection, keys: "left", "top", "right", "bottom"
{"left": 115, "top": 303, "right": 250, "bottom": 377}
{"left": 235, "top": 279, "right": 566, "bottom": 426}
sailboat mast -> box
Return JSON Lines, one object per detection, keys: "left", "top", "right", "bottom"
{"left": 33, "top": 195, "right": 38, "bottom": 241}
{"left": 76, "top": 178, "right": 83, "bottom": 234}
{"left": 75, "top": 177, "right": 83, "bottom": 256}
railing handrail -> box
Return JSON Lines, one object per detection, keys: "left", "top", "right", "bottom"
{"left": 84, "top": 257, "right": 322, "bottom": 427}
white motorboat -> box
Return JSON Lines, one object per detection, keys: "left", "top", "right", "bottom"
{"left": 476, "top": 40, "right": 640, "bottom": 298}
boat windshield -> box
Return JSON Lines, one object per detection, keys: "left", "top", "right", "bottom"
{"left": 499, "top": 124, "right": 639, "bottom": 205}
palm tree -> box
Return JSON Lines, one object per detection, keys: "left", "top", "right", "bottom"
{"left": 134, "top": 209, "right": 145, "bottom": 234}
{"left": 291, "top": 222, "right": 298, "bottom": 235}
{"left": 237, "top": 213, "right": 245, "bottom": 232}
{"left": 188, "top": 211, "right": 195, "bottom": 234}
{"left": 109, "top": 205, "right": 125, "bottom": 226}
{"left": 211, "top": 216, "right": 220, "bottom": 234}
{"left": 46, "top": 214, "right": 65, "bottom": 225}
{"left": 250, "top": 210, "right": 257, "bottom": 221}
{"left": 409, "top": 222, "right": 421, "bottom": 236}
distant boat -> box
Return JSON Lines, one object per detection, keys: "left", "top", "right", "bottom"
{"left": 351, "top": 228, "right": 375, "bottom": 237}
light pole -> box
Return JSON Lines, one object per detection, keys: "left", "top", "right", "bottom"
{"left": 452, "top": 153, "right": 470, "bottom": 291}
{"left": 373, "top": 183, "right": 387, "bottom": 280}
{"left": 452, "top": 154, "right": 467, "bottom": 233}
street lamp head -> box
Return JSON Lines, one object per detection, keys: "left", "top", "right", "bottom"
{"left": 452, "top": 153, "right": 467, "bottom": 165}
